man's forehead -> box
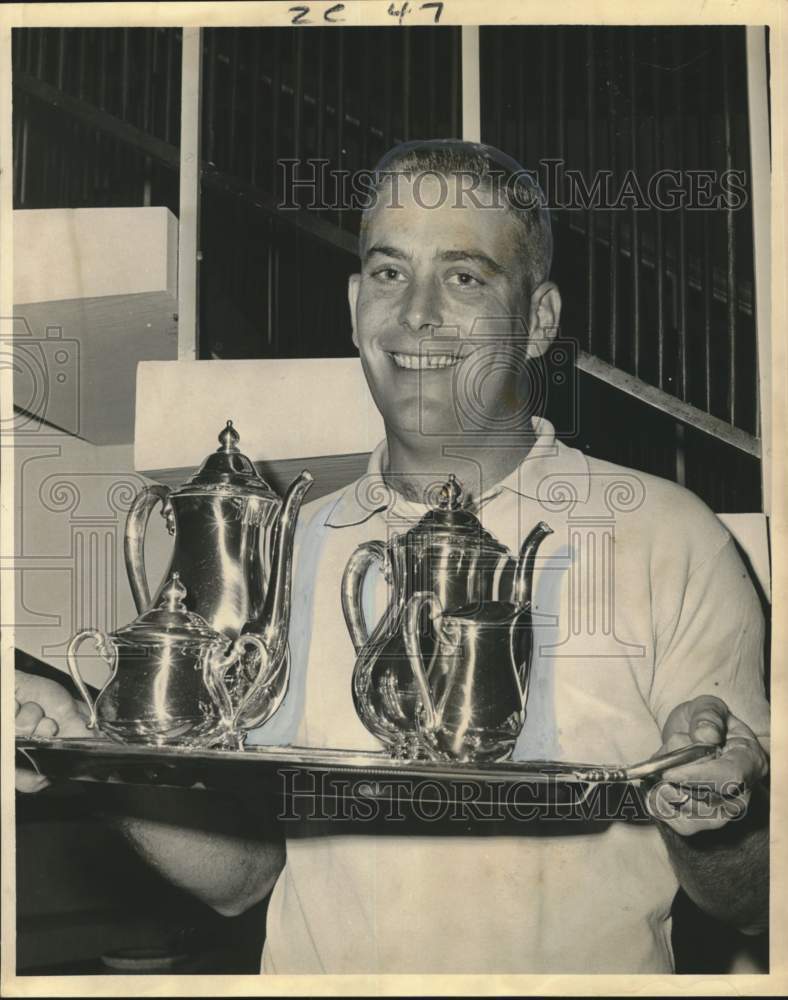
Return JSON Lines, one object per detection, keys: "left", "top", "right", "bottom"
{"left": 370, "top": 170, "right": 501, "bottom": 210}
{"left": 364, "top": 175, "right": 521, "bottom": 253}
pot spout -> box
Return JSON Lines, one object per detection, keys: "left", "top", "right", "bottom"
{"left": 247, "top": 470, "right": 313, "bottom": 663}
{"left": 513, "top": 521, "right": 553, "bottom": 609}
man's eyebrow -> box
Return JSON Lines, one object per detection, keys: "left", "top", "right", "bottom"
{"left": 437, "top": 249, "right": 507, "bottom": 275}
{"left": 364, "top": 244, "right": 411, "bottom": 263}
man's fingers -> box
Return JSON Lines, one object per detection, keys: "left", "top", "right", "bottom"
{"left": 16, "top": 702, "right": 60, "bottom": 739}
{"left": 661, "top": 695, "right": 730, "bottom": 745}
{"left": 659, "top": 732, "right": 693, "bottom": 755}
{"left": 14, "top": 669, "right": 93, "bottom": 739}
{"left": 15, "top": 701, "right": 45, "bottom": 736}
{"left": 15, "top": 770, "right": 51, "bottom": 794}
{"left": 15, "top": 670, "right": 79, "bottom": 720}
{"left": 661, "top": 739, "right": 767, "bottom": 786}
{"left": 687, "top": 695, "right": 729, "bottom": 745}
{"left": 34, "top": 716, "right": 59, "bottom": 739}
{"left": 661, "top": 757, "right": 743, "bottom": 791}
{"left": 646, "top": 780, "right": 751, "bottom": 834}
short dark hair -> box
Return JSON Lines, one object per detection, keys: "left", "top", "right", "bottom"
{"left": 359, "top": 139, "right": 553, "bottom": 294}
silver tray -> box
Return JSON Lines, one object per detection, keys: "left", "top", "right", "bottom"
{"left": 15, "top": 737, "right": 715, "bottom": 818}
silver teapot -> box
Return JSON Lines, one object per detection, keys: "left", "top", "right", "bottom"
{"left": 67, "top": 574, "right": 285, "bottom": 746}
{"left": 124, "top": 420, "right": 312, "bottom": 728}
{"left": 342, "top": 474, "right": 552, "bottom": 757}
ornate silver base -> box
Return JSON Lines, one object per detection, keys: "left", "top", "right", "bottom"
{"left": 94, "top": 716, "right": 236, "bottom": 750}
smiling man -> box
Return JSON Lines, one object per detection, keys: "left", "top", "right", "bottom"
{"left": 348, "top": 142, "right": 559, "bottom": 493}
{"left": 16, "top": 140, "right": 770, "bottom": 975}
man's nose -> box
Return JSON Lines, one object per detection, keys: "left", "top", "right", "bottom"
{"left": 398, "top": 276, "right": 443, "bottom": 334}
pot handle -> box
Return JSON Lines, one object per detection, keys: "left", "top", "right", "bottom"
{"left": 210, "top": 635, "right": 279, "bottom": 728}
{"left": 66, "top": 629, "right": 117, "bottom": 731}
{"left": 403, "top": 592, "right": 447, "bottom": 734}
{"left": 341, "top": 541, "right": 387, "bottom": 653}
{"left": 124, "top": 485, "right": 173, "bottom": 613}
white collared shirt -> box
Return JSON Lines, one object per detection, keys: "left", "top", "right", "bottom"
{"left": 250, "top": 418, "right": 769, "bottom": 974}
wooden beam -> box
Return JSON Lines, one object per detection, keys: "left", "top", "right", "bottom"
{"left": 576, "top": 350, "right": 761, "bottom": 458}
{"left": 746, "top": 26, "right": 772, "bottom": 513}
{"left": 461, "top": 26, "right": 481, "bottom": 142}
{"left": 178, "top": 27, "right": 202, "bottom": 360}
{"left": 13, "top": 71, "right": 180, "bottom": 168}
{"left": 202, "top": 164, "right": 358, "bottom": 256}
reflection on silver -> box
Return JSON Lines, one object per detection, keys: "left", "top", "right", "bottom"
{"left": 342, "top": 474, "right": 552, "bottom": 761}
{"left": 572, "top": 742, "right": 721, "bottom": 782}
{"left": 123, "top": 420, "right": 312, "bottom": 731}
{"left": 67, "top": 574, "right": 280, "bottom": 747}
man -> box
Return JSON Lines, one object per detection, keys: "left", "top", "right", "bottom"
{"left": 16, "top": 140, "right": 769, "bottom": 974}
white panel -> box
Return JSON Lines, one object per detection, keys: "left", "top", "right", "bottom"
{"left": 134, "top": 358, "right": 385, "bottom": 471}
{"left": 13, "top": 207, "right": 177, "bottom": 305}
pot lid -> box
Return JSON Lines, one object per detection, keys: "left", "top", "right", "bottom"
{"left": 173, "top": 420, "right": 279, "bottom": 499}
{"left": 409, "top": 474, "right": 498, "bottom": 542}
{"left": 114, "top": 574, "right": 226, "bottom": 645}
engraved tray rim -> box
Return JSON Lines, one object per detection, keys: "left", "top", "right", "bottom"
{"left": 15, "top": 735, "right": 711, "bottom": 785}
{"left": 16, "top": 735, "right": 605, "bottom": 782}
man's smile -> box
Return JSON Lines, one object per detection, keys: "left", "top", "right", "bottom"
{"left": 387, "top": 351, "right": 462, "bottom": 370}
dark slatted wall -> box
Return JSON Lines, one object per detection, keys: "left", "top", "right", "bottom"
{"left": 12, "top": 28, "right": 181, "bottom": 214}
{"left": 199, "top": 27, "right": 461, "bottom": 359}
{"left": 480, "top": 26, "right": 762, "bottom": 511}
{"left": 480, "top": 25, "right": 758, "bottom": 436}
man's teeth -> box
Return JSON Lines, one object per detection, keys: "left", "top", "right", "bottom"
{"left": 390, "top": 352, "right": 461, "bottom": 370}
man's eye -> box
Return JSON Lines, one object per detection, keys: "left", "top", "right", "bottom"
{"left": 371, "top": 267, "right": 406, "bottom": 283}
{"left": 447, "top": 272, "right": 483, "bottom": 288}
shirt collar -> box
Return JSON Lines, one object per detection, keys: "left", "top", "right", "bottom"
{"left": 324, "top": 417, "right": 591, "bottom": 528}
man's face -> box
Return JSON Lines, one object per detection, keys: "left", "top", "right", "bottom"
{"left": 348, "top": 173, "right": 558, "bottom": 442}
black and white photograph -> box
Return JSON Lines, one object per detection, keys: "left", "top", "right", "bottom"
{"left": 2, "top": 1, "right": 785, "bottom": 993}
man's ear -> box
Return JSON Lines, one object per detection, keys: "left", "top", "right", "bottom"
{"left": 526, "top": 282, "right": 562, "bottom": 359}
{"left": 348, "top": 273, "right": 361, "bottom": 349}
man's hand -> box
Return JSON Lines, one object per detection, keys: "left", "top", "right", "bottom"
{"left": 15, "top": 670, "right": 93, "bottom": 793}
{"left": 646, "top": 695, "right": 769, "bottom": 836}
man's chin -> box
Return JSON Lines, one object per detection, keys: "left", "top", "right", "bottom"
{"left": 384, "top": 393, "right": 465, "bottom": 440}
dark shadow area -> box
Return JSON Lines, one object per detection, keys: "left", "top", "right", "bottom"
{"left": 672, "top": 889, "right": 768, "bottom": 974}
{"left": 16, "top": 778, "right": 269, "bottom": 975}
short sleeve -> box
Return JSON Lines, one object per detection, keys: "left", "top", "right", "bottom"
{"left": 648, "top": 536, "right": 770, "bottom": 739}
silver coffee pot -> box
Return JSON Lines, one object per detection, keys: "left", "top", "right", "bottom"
{"left": 67, "top": 574, "right": 284, "bottom": 746}
{"left": 124, "top": 420, "right": 313, "bottom": 729}
{"left": 342, "top": 474, "right": 552, "bottom": 758}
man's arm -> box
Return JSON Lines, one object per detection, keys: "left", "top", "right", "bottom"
{"left": 16, "top": 670, "right": 285, "bottom": 917}
{"left": 646, "top": 695, "right": 769, "bottom": 933}
{"left": 94, "top": 783, "right": 285, "bottom": 917}
{"left": 655, "top": 787, "right": 768, "bottom": 934}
